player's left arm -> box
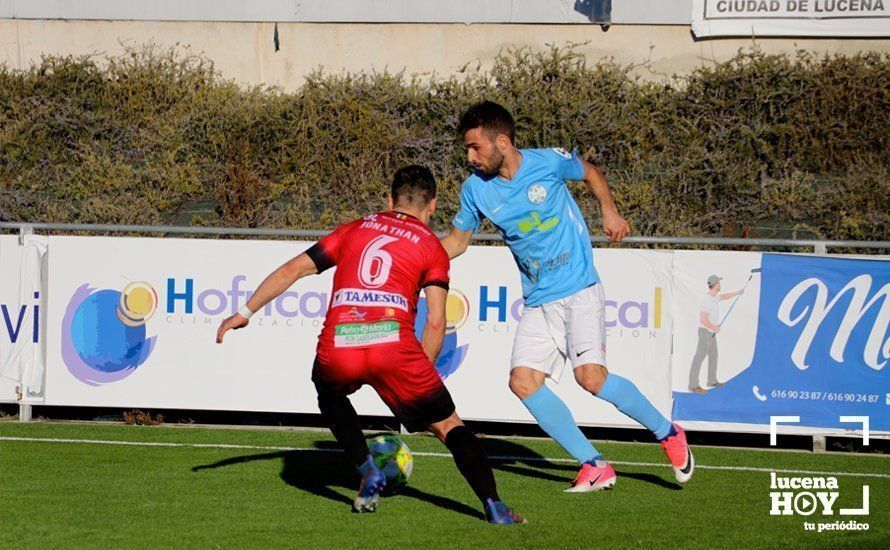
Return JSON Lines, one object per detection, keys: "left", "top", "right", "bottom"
{"left": 420, "top": 242, "right": 450, "bottom": 364}
{"left": 421, "top": 285, "right": 447, "bottom": 364}
{"left": 216, "top": 253, "right": 318, "bottom": 343}
{"left": 579, "top": 159, "right": 631, "bottom": 243}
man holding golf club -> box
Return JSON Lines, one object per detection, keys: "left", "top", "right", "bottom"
{"left": 688, "top": 274, "right": 747, "bottom": 394}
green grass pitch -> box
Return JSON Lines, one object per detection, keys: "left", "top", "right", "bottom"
{"left": 1, "top": 422, "right": 886, "bottom": 548}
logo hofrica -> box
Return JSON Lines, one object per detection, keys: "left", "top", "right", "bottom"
{"left": 477, "top": 285, "right": 664, "bottom": 330}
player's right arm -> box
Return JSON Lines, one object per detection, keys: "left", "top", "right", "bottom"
{"left": 217, "top": 223, "right": 349, "bottom": 343}
{"left": 216, "top": 253, "right": 318, "bottom": 343}
{"left": 421, "top": 285, "right": 447, "bottom": 364}
{"left": 440, "top": 227, "right": 474, "bottom": 260}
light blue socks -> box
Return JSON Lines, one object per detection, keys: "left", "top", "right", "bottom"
{"left": 521, "top": 384, "right": 602, "bottom": 464}
{"left": 520, "top": 375, "right": 672, "bottom": 463}
{"left": 596, "top": 373, "right": 672, "bottom": 440}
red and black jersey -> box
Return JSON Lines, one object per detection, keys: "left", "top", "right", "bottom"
{"left": 306, "top": 211, "right": 450, "bottom": 350}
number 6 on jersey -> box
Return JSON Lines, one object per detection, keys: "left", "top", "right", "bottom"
{"left": 359, "top": 235, "right": 398, "bottom": 288}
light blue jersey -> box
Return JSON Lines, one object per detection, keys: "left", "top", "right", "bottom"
{"left": 453, "top": 148, "right": 600, "bottom": 307}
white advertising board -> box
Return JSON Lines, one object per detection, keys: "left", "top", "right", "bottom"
{"left": 9, "top": 235, "right": 882, "bottom": 435}
{"left": 42, "top": 236, "right": 671, "bottom": 429}
{"left": 0, "top": 234, "right": 45, "bottom": 403}
{"left": 1, "top": 235, "right": 24, "bottom": 401}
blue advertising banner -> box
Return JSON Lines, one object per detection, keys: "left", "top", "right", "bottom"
{"left": 674, "top": 253, "right": 889, "bottom": 431}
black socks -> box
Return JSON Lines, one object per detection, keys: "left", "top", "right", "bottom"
{"left": 444, "top": 425, "right": 500, "bottom": 504}
{"left": 317, "top": 390, "right": 368, "bottom": 467}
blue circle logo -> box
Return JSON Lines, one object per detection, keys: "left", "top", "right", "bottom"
{"left": 62, "top": 283, "right": 158, "bottom": 385}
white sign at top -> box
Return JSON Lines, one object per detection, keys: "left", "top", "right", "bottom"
{"left": 692, "top": 0, "right": 890, "bottom": 36}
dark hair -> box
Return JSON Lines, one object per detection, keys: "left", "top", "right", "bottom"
{"left": 391, "top": 165, "right": 437, "bottom": 207}
{"left": 457, "top": 100, "right": 515, "bottom": 143}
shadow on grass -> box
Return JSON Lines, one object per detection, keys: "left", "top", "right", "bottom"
{"left": 191, "top": 434, "right": 680, "bottom": 518}
{"left": 613, "top": 470, "right": 682, "bottom": 491}
{"left": 191, "top": 440, "right": 483, "bottom": 520}
{"left": 480, "top": 438, "right": 681, "bottom": 490}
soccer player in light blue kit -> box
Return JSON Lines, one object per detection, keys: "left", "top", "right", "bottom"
{"left": 441, "top": 101, "right": 694, "bottom": 491}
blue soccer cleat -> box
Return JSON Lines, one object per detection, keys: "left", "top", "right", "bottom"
{"left": 484, "top": 499, "right": 527, "bottom": 525}
{"left": 353, "top": 455, "right": 387, "bottom": 513}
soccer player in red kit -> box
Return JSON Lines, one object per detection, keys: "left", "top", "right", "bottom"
{"left": 216, "top": 165, "right": 524, "bottom": 524}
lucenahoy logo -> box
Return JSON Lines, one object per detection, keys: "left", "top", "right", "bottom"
{"left": 62, "top": 281, "right": 158, "bottom": 386}
{"left": 415, "top": 289, "right": 470, "bottom": 379}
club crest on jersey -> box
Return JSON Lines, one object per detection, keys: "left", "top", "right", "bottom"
{"left": 552, "top": 147, "right": 572, "bottom": 159}
{"left": 528, "top": 184, "right": 547, "bottom": 205}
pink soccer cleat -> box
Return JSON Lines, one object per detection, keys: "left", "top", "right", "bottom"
{"left": 660, "top": 423, "right": 694, "bottom": 483}
{"left": 564, "top": 460, "right": 617, "bottom": 493}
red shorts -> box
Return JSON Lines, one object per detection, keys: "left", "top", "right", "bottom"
{"left": 312, "top": 340, "right": 455, "bottom": 432}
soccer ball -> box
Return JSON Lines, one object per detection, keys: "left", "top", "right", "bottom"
{"left": 368, "top": 435, "right": 413, "bottom": 487}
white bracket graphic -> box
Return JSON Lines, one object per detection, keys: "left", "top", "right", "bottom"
{"left": 770, "top": 415, "right": 871, "bottom": 446}
{"left": 769, "top": 416, "right": 800, "bottom": 446}
{"left": 839, "top": 416, "right": 870, "bottom": 445}
{"left": 840, "top": 485, "right": 870, "bottom": 516}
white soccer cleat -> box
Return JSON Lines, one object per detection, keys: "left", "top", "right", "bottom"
{"left": 660, "top": 423, "right": 694, "bottom": 483}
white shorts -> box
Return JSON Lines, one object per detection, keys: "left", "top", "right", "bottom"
{"left": 510, "top": 284, "right": 607, "bottom": 382}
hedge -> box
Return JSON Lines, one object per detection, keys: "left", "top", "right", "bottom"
{"left": 0, "top": 44, "right": 887, "bottom": 243}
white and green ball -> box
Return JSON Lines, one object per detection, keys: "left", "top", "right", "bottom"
{"left": 368, "top": 435, "right": 413, "bottom": 487}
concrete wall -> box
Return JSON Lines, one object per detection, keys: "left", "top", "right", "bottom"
{"left": 2, "top": 19, "right": 888, "bottom": 89}
{"left": 0, "top": 0, "right": 692, "bottom": 24}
